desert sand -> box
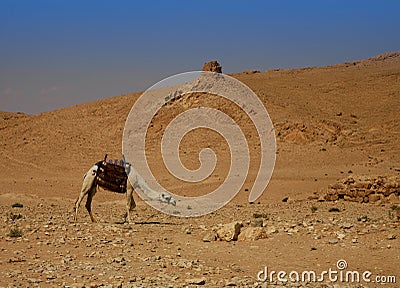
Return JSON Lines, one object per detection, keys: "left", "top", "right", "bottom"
{"left": 0, "top": 52, "right": 399, "bottom": 287}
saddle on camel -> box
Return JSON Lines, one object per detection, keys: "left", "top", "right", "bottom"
{"left": 95, "top": 154, "right": 128, "bottom": 194}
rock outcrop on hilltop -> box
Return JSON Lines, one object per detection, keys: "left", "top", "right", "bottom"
{"left": 202, "top": 60, "right": 222, "bottom": 73}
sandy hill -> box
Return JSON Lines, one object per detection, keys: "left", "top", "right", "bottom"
{"left": 1, "top": 53, "right": 400, "bottom": 287}
{"left": 0, "top": 52, "right": 399, "bottom": 203}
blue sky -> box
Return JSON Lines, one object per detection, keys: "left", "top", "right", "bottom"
{"left": 1, "top": 0, "right": 399, "bottom": 114}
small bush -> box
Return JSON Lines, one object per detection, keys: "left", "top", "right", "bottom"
{"left": 8, "top": 227, "right": 23, "bottom": 238}
{"left": 390, "top": 205, "right": 399, "bottom": 211}
{"left": 9, "top": 213, "right": 22, "bottom": 221}
{"left": 310, "top": 206, "right": 318, "bottom": 213}
{"left": 11, "top": 203, "right": 23, "bottom": 208}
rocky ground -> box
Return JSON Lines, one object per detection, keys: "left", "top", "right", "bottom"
{"left": 1, "top": 193, "right": 399, "bottom": 287}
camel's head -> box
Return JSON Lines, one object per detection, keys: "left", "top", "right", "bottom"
{"left": 160, "top": 192, "right": 176, "bottom": 206}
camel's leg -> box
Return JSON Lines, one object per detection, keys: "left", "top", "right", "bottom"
{"left": 124, "top": 181, "right": 136, "bottom": 224}
{"left": 75, "top": 169, "right": 97, "bottom": 222}
{"left": 85, "top": 186, "right": 97, "bottom": 223}
{"left": 74, "top": 190, "right": 88, "bottom": 222}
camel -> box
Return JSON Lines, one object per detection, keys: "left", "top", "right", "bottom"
{"left": 74, "top": 158, "right": 176, "bottom": 224}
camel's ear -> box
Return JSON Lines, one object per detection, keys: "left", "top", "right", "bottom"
{"left": 122, "top": 154, "right": 131, "bottom": 167}
{"left": 164, "top": 195, "right": 173, "bottom": 204}
{"left": 124, "top": 162, "right": 131, "bottom": 175}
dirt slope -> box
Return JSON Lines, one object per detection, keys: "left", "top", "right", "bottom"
{"left": 1, "top": 52, "right": 399, "bottom": 201}
{"left": 0, "top": 52, "right": 399, "bottom": 287}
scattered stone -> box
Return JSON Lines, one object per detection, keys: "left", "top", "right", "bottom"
{"left": 226, "top": 277, "right": 240, "bottom": 286}
{"left": 251, "top": 218, "right": 263, "bottom": 227}
{"left": 337, "top": 233, "right": 345, "bottom": 240}
{"left": 369, "top": 194, "right": 381, "bottom": 203}
{"left": 216, "top": 222, "right": 242, "bottom": 242}
{"left": 186, "top": 277, "right": 206, "bottom": 285}
{"left": 129, "top": 277, "right": 137, "bottom": 282}
{"left": 238, "top": 227, "right": 268, "bottom": 241}
{"left": 341, "top": 223, "right": 353, "bottom": 229}
{"left": 202, "top": 232, "right": 217, "bottom": 242}
{"left": 322, "top": 175, "right": 400, "bottom": 204}
{"left": 2, "top": 181, "right": 399, "bottom": 286}
{"left": 229, "top": 263, "right": 243, "bottom": 272}
{"left": 27, "top": 278, "right": 42, "bottom": 284}
{"left": 387, "top": 193, "right": 399, "bottom": 203}
{"left": 266, "top": 226, "right": 278, "bottom": 234}
{"left": 387, "top": 234, "right": 397, "bottom": 240}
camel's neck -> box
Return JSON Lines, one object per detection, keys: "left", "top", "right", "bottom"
{"left": 128, "top": 168, "right": 162, "bottom": 200}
